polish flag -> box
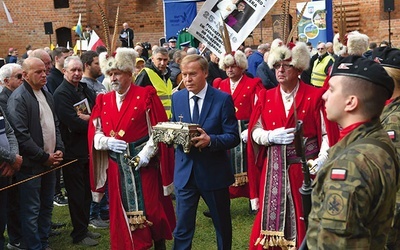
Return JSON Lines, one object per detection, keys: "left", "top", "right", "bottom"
{"left": 330, "top": 169, "right": 346, "bottom": 180}
{"left": 88, "top": 30, "right": 105, "bottom": 51}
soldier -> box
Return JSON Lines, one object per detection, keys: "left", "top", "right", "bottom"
{"left": 306, "top": 55, "right": 400, "bottom": 249}
{"left": 372, "top": 47, "right": 400, "bottom": 249}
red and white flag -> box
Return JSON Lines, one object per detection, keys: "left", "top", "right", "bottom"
{"left": 88, "top": 30, "right": 105, "bottom": 51}
{"left": 330, "top": 169, "right": 347, "bottom": 180}
{"left": 2, "top": 1, "right": 13, "bottom": 23}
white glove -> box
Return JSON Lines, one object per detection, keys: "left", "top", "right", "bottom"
{"left": 240, "top": 129, "right": 248, "bottom": 143}
{"left": 107, "top": 138, "right": 127, "bottom": 153}
{"left": 135, "top": 151, "right": 150, "bottom": 171}
{"left": 268, "top": 127, "right": 296, "bottom": 145}
{"left": 307, "top": 155, "right": 328, "bottom": 175}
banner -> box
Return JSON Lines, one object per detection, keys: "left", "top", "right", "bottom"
{"left": 188, "top": 0, "right": 278, "bottom": 58}
{"left": 164, "top": 1, "right": 198, "bottom": 41}
{"left": 297, "top": 1, "right": 327, "bottom": 47}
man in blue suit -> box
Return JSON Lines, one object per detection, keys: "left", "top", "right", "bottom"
{"left": 171, "top": 54, "right": 240, "bottom": 249}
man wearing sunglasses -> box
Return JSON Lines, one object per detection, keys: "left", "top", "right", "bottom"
{"left": 310, "top": 42, "right": 334, "bottom": 87}
{"left": 0, "top": 63, "right": 23, "bottom": 114}
{"left": 0, "top": 63, "right": 24, "bottom": 250}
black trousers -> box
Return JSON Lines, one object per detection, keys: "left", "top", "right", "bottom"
{"left": 62, "top": 160, "right": 92, "bottom": 243}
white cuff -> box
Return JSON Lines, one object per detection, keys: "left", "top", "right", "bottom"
{"left": 252, "top": 128, "right": 270, "bottom": 146}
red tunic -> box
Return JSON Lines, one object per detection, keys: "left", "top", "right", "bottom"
{"left": 247, "top": 81, "right": 325, "bottom": 249}
{"left": 88, "top": 85, "right": 175, "bottom": 250}
{"left": 214, "top": 75, "right": 263, "bottom": 198}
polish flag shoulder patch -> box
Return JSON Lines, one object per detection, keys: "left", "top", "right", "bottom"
{"left": 331, "top": 168, "right": 347, "bottom": 180}
{"left": 387, "top": 130, "right": 396, "bottom": 141}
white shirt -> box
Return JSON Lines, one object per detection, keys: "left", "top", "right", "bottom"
{"left": 188, "top": 83, "right": 208, "bottom": 121}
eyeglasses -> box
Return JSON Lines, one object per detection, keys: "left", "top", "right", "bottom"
{"left": 317, "top": 48, "right": 325, "bottom": 50}
{"left": 13, "top": 73, "right": 22, "bottom": 79}
{"left": 273, "top": 63, "right": 293, "bottom": 70}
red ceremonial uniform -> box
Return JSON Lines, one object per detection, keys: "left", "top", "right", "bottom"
{"left": 247, "top": 81, "right": 325, "bottom": 248}
{"left": 88, "top": 85, "right": 175, "bottom": 250}
{"left": 214, "top": 74, "right": 263, "bottom": 198}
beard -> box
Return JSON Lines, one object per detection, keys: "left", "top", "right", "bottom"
{"left": 111, "top": 81, "right": 122, "bottom": 92}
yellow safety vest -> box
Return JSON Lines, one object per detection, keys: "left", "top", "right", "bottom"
{"left": 144, "top": 68, "right": 173, "bottom": 119}
{"left": 311, "top": 55, "right": 334, "bottom": 87}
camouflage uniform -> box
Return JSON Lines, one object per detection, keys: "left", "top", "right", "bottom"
{"left": 381, "top": 97, "right": 400, "bottom": 249}
{"left": 307, "top": 119, "right": 399, "bottom": 249}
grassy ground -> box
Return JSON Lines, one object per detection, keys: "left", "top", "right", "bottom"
{"left": 45, "top": 197, "right": 255, "bottom": 249}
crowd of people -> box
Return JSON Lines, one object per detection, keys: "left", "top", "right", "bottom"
{"left": 0, "top": 21, "right": 399, "bottom": 250}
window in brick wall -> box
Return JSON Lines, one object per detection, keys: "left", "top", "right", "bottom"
{"left": 54, "top": 0, "right": 69, "bottom": 9}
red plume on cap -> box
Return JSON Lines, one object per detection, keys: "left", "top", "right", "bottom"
{"left": 287, "top": 42, "right": 296, "bottom": 50}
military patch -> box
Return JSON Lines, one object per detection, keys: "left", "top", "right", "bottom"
{"left": 326, "top": 193, "right": 344, "bottom": 216}
{"left": 330, "top": 168, "right": 347, "bottom": 180}
{"left": 387, "top": 130, "right": 396, "bottom": 141}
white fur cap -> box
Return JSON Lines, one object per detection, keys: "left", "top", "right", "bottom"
{"left": 333, "top": 31, "right": 369, "bottom": 56}
{"left": 99, "top": 47, "right": 138, "bottom": 74}
{"left": 219, "top": 50, "right": 248, "bottom": 70}
{"left": 267, "top": 40, "right": 310, "bottom": 71}
{"left": 347, "top": 31, "right": 369, "bottom": 56}
{"left": 333, "top": 33, "right": 346, "bottom": 56}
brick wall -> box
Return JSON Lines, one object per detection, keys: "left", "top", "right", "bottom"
{"left": 0, "top": 0, "right": 399, "bottom": 58}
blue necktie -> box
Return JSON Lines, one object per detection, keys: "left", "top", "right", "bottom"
{"left": 192, "top": 96, "right": 200, "bottom": 124}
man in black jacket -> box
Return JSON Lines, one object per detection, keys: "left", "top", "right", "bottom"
{"left": 119, "top": 22, "right": 134, "bottom": 48}
{"left": 46, "top": 47, "right": 70, "bottom": 94}
{"left": 53, "top": 56, "right": 99, "bottom": 247}
{"left": 7, "top": 57, "right": 64, "bottom": 250}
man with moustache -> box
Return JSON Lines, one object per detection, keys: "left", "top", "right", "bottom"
{"left": 7, "top": 57, "right": 64, "bottom": 250}
{"left": 53, "top": 56, "right": 99, "bottom": 246}
{"left": 213, "top": 50, "right": 263, "bottom": 207}
{"left": 89, "top": 47, "right": 175, "bottom": 250}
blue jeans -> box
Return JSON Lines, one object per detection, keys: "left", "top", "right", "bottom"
{"left": 17, "top": 171, "right": 55, "bottom": 250}
{"left": 89, "top": 181, "right": 109, "bottom": 221}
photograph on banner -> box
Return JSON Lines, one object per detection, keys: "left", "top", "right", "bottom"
{"left": 188, "top": 0, "right": 277, "bottom": 58}
{"left": 297, "top": 1, "right": 327, "bottom": 48}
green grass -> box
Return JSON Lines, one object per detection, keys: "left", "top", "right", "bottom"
{"left": 47, "top": 197, "right": 255, "bottom": 249}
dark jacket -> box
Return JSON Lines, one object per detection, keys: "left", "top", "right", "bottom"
{"left": 46, "top": 67, "right": 64, "bottom": 94}
{"left": 207, "top": 61, "right": 227, "bottom": 86}
{"left": 53, "top": 79, "right": 96, "bottom": 161}
{"left": 0, "top": 87, "right": 12, "bottom": 116}
{"left": 256, "top": 62, "right": 278, "bottom": 90}
{"left": 7, "top": 81, "right": 64, "bottom": 174}
{"left": 169, "top": 62, "right": 181, "bottom": 87}
{"left": 135, "top": 62, "right": 171, "bottom": 87}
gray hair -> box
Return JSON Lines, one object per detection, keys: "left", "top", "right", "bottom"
{"left": 153, "top": 47, "right": 168, "bottom": 56}
{"left": 63, "top": 56, "right": 82, "bottom": 69}
{"left": 187, "top": 48, "right": 198, "bottom": 55}
{"left": 0, "top": 63, "right": 22, "bottom": 83}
